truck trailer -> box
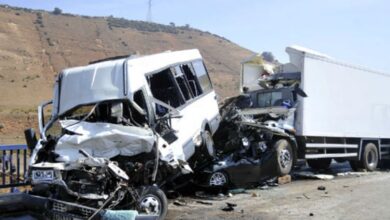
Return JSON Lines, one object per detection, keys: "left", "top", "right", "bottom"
{"left": 240, "top": 45, "right": 390, "bottom": 171}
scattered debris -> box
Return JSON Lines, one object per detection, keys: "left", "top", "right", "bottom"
{"left": 295, "top": 171, "right": 335, "bottom": 180}
{"left": 278, "top": 175, "right": 291, "bottom": 185}
{"left": 317, "top": 186, "right": 326, "bottom": 191}
{"left": 251, "top": 192, "right": 258, "bottom": 197}
{"left": 268, "top": 182, "right": 279, "bottom": 187}
{"left": 336, "top": 171, "right": 375, "bottom": 177}
{"left": 303, "top": 193, "right": 311, "bottom": 199}
{"left": 195, "top": 191, "right": 227, "bottom": 201}
{"left": 259, "top": 185, "right": 270, "bottom": 190}
{"left": 196, "top": 201, "right": 213, "bottom": 206}
{"left": 221, "top": 202, "right": 237, "bottom": 212}
{"left": 0, "top": 123, "right": 4, "bottom": 130}
{"left": 173, "top": 199, "right": 187, "bottom": 206}
{"left": 309, "top": 213, "right": 314, "bottom": 217}
{"left": 228, "top": 188, "right": 246, "bottom": 195}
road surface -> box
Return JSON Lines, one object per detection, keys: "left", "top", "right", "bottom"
{"left": 167, "top": 162, "right": 390, "bottom": 220}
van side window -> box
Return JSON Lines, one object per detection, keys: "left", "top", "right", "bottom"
{"left": 192, "top": 60, "right": 212, "bottom": 93}
{"left": 181, "top": 64, "right": 202, "bottom": 97}
{"left": 147, "top": 68, "right": 185, "bottom": 108}
{"left": 173, "top": 66, "right": 193, "bottom": 101}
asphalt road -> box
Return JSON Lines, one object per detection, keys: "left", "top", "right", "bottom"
{"left": 167, "top": 162, "right": 390, "bottom": 220}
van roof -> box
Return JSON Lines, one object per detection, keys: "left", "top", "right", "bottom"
{"left": 54, "top": 49, "right": 202, "bottom": 116}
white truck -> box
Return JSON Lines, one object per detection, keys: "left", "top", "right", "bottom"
{"left": 241, "top": 45, "right": 390, "bottom": 171}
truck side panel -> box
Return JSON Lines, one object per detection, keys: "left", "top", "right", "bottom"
{"left": 298, "top": 54, "right": 390, "bottom": 139}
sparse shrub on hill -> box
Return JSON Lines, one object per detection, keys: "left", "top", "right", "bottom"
{"left": 107, "top": 17, "right": 179, "bottom": 34}
{"left": 46, "top": 37, "right": 54, "bottom": 46}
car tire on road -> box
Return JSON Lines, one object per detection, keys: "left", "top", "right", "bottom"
{"left": 274, "top": 139, "right": 293, "bottom": 176}
{"left": 307, "top": 158, "right": 332, "bottom": 170}
{"left": 138, "top": 186, "right": 168, "bottom": 220}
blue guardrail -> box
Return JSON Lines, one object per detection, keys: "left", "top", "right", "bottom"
{"left": 0, "top": 145, "right": 29, "bottom": 189}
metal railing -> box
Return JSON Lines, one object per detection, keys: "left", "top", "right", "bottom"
{"left": 0, "top": 145, "right": 29, "bottom": 188}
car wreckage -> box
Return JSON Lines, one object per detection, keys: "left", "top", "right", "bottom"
{"left": 196, "top": 52, "right": 308, "bottom": 188}
{"left": 197, "top": 86, "right": 307, "bottom": 188}
{"left": 0, "top": 49, "right": 221, "bottom": 219}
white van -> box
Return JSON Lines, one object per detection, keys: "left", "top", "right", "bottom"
{"left": 24, "top": 49, "right": 221, "bottom": 218}
{"left": 31, "top": 49, "right": 221, "bottom": 176}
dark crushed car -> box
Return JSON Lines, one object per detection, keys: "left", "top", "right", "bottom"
{"left": 197, "top": 86, "right": 307, "bottom": 188}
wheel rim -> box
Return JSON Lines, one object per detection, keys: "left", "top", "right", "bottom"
{"left": 367, "top": 149, "right": 377, "bottom": 167}
{"left": 279, "top": 148, "right": 292, "bottom": 169}
{"left": 209, "top": 172, "right": 227, "bottom": 186}
{"left": 140, "top": 194, "right": 161, "bottom": 215}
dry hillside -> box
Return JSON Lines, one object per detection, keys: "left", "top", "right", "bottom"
{"left": 0, "top": 5, "right": 253, "bottom": 143}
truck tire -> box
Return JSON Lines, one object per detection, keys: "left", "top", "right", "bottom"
{"left": 274, "top": 139, "right": 294, "bottom": 176}
{"left": 307, "top": 158, "right": 332, "bottom": 170}
{"left": 361, "top": 143, "right": 379, "bottom": 171}
{"left": 138, "top": 186, "right": 168, "bottom": 220}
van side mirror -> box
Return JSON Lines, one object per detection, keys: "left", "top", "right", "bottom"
{"left": 24, "top": 128, "right": 38, "bottom": 150}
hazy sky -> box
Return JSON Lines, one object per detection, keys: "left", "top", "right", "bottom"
{"left": 1, "top": 0, "right": 389, "bottom": 72}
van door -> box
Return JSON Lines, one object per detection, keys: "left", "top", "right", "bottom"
{"left": 146, "top": 68, "right": 195, "bottom": 161}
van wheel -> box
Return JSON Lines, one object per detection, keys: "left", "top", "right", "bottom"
{"left": 201, "top": 130, "right": 216, "bottom": 160}
{"left": 307, "top": 158, "right": 332, "bottom": 170}
{"left": 361, "top": 143, "right": 378, "bottom": 171}
{"left": 137, "top": 186, "right": 168, "bottom": 220}
{"left": 274, "top": 139, "right": 293, "bottom": 176}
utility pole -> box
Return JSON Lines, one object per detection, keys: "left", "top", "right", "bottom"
{"left": 147, "top": 0, "right": 152, "bottom": 22}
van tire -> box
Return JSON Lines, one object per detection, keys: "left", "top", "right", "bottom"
{"left": 138, "top": 186, "right": 168, "bottom": 220}
{"left": 307, "top": 158, "right": 332, "bottom": 170}
{"left": 274, "top": 139, "right": 293, "bottom": 176}
{"left": 201, "top": 130, "right": 216, "bottom": 160}
{"left": 361, "top": 143, "right": 378, "bottom": 171}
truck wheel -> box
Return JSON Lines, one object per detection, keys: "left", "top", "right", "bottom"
{"left": 138, "top": 186, "right": 168, "bottom": 220}
{"left": 307, "top": 158, "right": 332, "bottom": 170}
{"left": 201, "top": 130, "right": 216, "bottom": 160}
{"left": 274, "top": 139, "right": 293, "bottom": 176}
{"left": 361, "top": 143, "right": 379, "bottom": 171}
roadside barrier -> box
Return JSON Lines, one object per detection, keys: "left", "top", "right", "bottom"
{"left": 0, "top": 145, "right": 29, "bottom": 188}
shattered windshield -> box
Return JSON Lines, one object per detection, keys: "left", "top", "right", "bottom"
{"left": 256, "top": 91, "right": 284, "bottom": 108}
{"left": 254, "top": 89, "right": 295, "bottom": 108}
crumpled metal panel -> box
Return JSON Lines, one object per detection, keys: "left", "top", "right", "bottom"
{"left": 54, "top": 120, "right": 155, "bottom": 162}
